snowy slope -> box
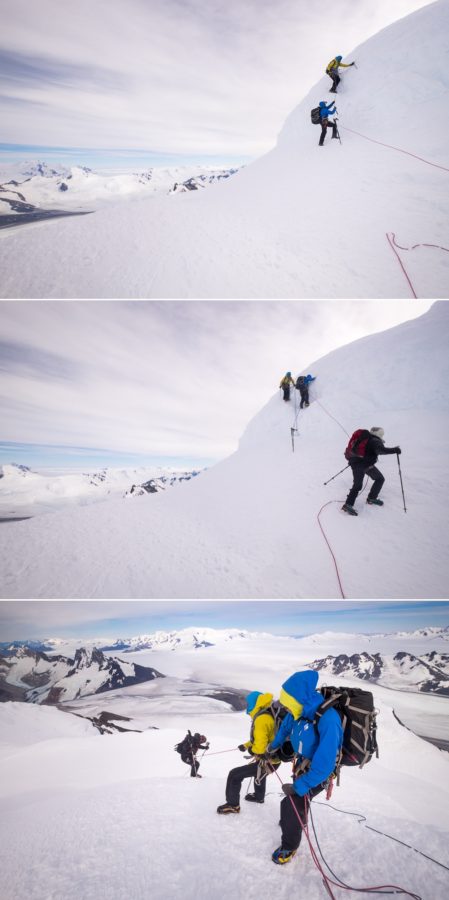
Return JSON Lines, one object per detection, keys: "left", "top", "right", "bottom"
{"left": 1, "top": 655, "right": 449, "bottom": 900}
{"left": 1, "top": 303, "right": 448, "bottom": 599}
{"left": 0, "top": 463, "right": 202, "bottom": 519}
{"left": 1, "top": 1, "right": 448, "bottom": 298}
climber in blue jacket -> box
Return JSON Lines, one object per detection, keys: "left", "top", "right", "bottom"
{"left": 268, "top": 670, "right": 343, "bottom": 865}
{"left": 318, "top": 101, "right": 338, "bottom": 146}
{"left": 295, "top": 373, "right": 316, "bottom": 408}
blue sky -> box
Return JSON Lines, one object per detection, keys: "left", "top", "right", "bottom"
{"left": 0, "top": 300, "right": 432, "bottom": 468}
{"left": 0, "top": 0, "right": 432, "bottom": 167}
{"left": 0, "top": 601, "right": 447, "bottom": 641}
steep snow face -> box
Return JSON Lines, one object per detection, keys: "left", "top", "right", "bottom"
{"left": 0, "top": 303, "right": 448, "bottom": 599}
{"left": 1, "top": 3, "right": 448, "bottom": 299}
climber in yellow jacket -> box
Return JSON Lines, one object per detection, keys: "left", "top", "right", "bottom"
{"left": 217, "top": 692, "right": 280, "bottom": 814}
{"left": 326, "top": 55, "right": 355, "bottom": 93}
{"left": 279, "top": 371, "right": 295, "bottom": 402}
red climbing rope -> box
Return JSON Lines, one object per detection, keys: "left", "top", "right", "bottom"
{"left": 386, "top": 232, "right": 417, "bottom": 298}
{"left": 341, "top": 126, "right": 449, "bottom": 173}
{"left": 316, "top": 501, "right": 347, "bottom": 599}
{"left": 386, "top": 232, "right": 449, "bottom": 298}
{"left": 272, "top": 768, "right": 421, "bottom": 899}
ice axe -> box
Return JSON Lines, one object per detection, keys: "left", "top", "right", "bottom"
{"left": 396, "top": 452, "right": 407, "bottom": 513}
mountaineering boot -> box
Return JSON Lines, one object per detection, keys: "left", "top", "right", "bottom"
{"left": 245, "top": 793, "right": 264, "bottom": 804}
{"left": 217, "top": 803, "right": 240, "bottom": 814}
{"left": 272, "top": 847, "right": 297, "bottom": 865}
{"left": 341, "top": 503, "right": 358, "bottom": 516}
{"left": 367, "top": 498, "right": 384, "bottom": 506}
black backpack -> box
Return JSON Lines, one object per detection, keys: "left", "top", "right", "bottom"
{"left": 295, "top": 376, "right": 305, "bottom": 389}
{"left": 314, "top": 686, "right": 379, "bottom": 782}
{"left": 174, "top": 732, "right": 191, "bottom": 755}
{"left": 311, "top": 107, "right": 321, "bottom": 125}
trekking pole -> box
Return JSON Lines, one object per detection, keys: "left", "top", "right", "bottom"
{"left": 323, "top": 464, "right": 349, "bottom": 486}
{"left": 334, "top": 117, "right": 342, "bottom": 145}
{"left": 396, "top": 453, "right": 407, "bottom": 513}
{"left": 291, "top": 426, "right": 297, "bottom": 452}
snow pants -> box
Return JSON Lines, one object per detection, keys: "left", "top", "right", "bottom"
{"left": 181, "top": 753, "right": 200, "bottom": 777}
{"left": 299, "top": 387, "right": 309, "bottom": 408}
{"left": 282, "top": 384, "right": 291, "bottom": 401}
{"left": 328, "top": 71, "right": 340, "bottom": 92}
{"left": 346, "top": 460, "right": 385, "bottom": 507}
{"left": 319, "top": 120, "right": 338, "bottom": 145}
{"left": 280, "top": 784, "right": 325, "bottom": 852}
{"left": 225, "top": 760, "right": 280, "bottom": 805}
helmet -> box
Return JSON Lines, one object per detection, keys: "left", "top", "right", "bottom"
{"left": 336, "top": 55, "right": 342, "bottom": 61}
{"left": 307, "top": 374, "right": 312, "bottom": 379}
{"left": 286, "top": 371, "right": 291, "bottom": 377}
{"left": 319, "top": 101, "right": 326, "bottom": 108}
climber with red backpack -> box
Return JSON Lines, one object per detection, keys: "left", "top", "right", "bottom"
{"left": 342, "top": 426, "right": 401, "bottom": 516}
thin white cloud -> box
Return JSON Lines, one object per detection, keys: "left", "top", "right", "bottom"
{"left": 1, "top": 0, "right": 433, "bottom": 157}
{"left": 0, "top": 300, "right": 433, "bottom": 460}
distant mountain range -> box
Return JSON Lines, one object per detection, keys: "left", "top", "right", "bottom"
{"left": 308, "top": 650, "right": 449, "bottom": 696}
{"left": 100, "top": 627, "right": 254, "bottom": 652}
{"left": 0, "top": 646, "right": 164, "bottom": 704}
{"left": 0, "top": 160, "right": 240, "bottom": 216}
{"left": 0, "top": 462, "right": 202, "bottom": 519}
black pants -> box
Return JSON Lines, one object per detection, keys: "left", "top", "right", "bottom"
{"left": 282, "top": 384, "right": 291, "bottom": 401}
{"left": 225, "top": 760, "right": 279, "bottom": 806}
{"left": 280, "top": 784, "right": 325, "bottom": 851}
{"left": 181, "top": 753, "right": 200, "bottom": 777}
{"left": 346, "top": 460, "right": 385, "bottom": 507}
{"left": 299, "top": 388, "right": 309, "bottom": 408}
{"left": 319, "top": 120, "right": 338, "bottom": 146}
{"left": 328, "top": 72, "right": 340, "bottom": 92}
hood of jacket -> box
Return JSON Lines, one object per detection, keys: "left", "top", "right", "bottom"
{"left": 280, "top": 671, "right": 323, "bottom": 719}
{"left": 247, "top": 691, "right": 274, "bottom": 718}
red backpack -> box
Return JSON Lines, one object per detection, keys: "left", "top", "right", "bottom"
{"left": 344, "top": 429, "right": 370, "bottom": 461}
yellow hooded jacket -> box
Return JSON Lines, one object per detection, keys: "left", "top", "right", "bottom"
{"left": 279, "top": 375, "right": 295, "bottom": 388}
{"left": 243, "top": 692, "right": 279, "bottom": 758}
{"left": 326, "top": 57, "right": 352, "bottom": 73}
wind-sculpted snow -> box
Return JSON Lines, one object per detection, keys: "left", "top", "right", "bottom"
{"left": 1, "top": 303, "right": 448, "bottom": 599}
{"left": 1, "top": 2, "right": 448, "bottom": 298}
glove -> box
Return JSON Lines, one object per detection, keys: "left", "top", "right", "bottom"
{"left": 204, "top": 743, "right": 210, "bottom": 750}
{"left": 282, "top": 784, "right": 295, "bottom": 796}
{"left": 351, "top": 62, "right": 355, "bottom": 66}
{"left": 238, "top": 744, "right": 247, "bottom": 752}
{"left": 394, "top": 447, "right": 402, "bottom": 455}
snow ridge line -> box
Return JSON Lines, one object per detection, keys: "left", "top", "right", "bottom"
{"left": 340, "top": 126, "right": 449, "bottom": 173}
{"left": 316, "top": 501, "right": 347, "bottom": 600}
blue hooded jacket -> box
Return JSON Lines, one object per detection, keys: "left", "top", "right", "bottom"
{"left": 319, "top": 101, "right": 336, "bottom": 120}
{"left": 305, "top": 374, "right": 316, "bottom": 384}
{"left": 270, "top": 671, "right": 343, "bottom": 797}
